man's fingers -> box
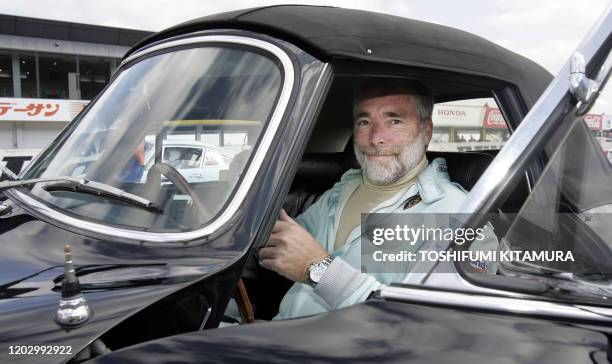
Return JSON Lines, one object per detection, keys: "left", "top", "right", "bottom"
{"left": 258, "top": 247, "right": 277, "bottom": 260}
{"left": 268, "top": 233, "right": 286, "bottom": 246}
{"left": 272, "top": 220, "right": 293, "bottom": 233}
{"left": 265, "top": 237, "right": 278, "bottom": 247}
{"left": 261, "top": 258, "right": 281, "bottom": 273}
{"left": 260, "top": 258, "right": 274, "bottom": 270}
{"left": 279, "top": 208, "right": 295, "bottom": 224}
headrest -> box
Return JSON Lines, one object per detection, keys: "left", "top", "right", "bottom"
{"left": 292, "top": 152, "right": 358, "bottom": 191}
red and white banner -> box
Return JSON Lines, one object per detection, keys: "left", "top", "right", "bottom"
{"left": 0, "top": 97, "right": 89, "bottom": 122}
{"left": 584, "top": 114, "right": 603, "bottom": 131}
{"left": 482, "top": 107, "right": 507, "bottom": 129}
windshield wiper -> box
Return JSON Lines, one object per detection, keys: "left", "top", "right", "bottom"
{"left": 0, "top": 176, "right": 162, "bottom": 213}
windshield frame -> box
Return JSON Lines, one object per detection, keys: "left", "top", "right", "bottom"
{"left": 5, "top": 34, "right": 296, "bottom": 244}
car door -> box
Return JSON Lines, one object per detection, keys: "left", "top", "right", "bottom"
{"left": 416, "top": 5, "right": 612, "bottom": 290}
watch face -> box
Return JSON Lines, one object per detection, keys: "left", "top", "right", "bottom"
{"left": 309, "top": 263, "right": 326, "bottom": 283}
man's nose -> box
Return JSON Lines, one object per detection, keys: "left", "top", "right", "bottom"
{"left": 370, "top": 122, "right": 388, "bottom": 145}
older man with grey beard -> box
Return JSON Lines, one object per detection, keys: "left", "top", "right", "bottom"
{"left": 259, "top": 79, "right": 492, "bottom": 320}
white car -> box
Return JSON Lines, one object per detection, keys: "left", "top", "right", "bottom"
{"left": 143, "top": 140, "right": 236, "bottom": 183}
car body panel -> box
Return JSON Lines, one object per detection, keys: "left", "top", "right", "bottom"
{"left": 0, "top": 282, "right": 180, "bottom": 364}
{"left": 88, "top": 297, "right": 610, "bottom": 364}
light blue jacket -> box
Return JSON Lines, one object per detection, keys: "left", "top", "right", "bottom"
{"left": 274, "top": 158, "right": 496, "bottom": 320}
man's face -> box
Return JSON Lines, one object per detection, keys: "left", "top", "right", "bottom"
{"left": 353, "top": 93, "right": 432, "bottom": 185}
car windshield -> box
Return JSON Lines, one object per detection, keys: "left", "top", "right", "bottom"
{"left": 16, "top": 44, "right": 283, "bottom": 232}
{"left": 499, "top": 76, "right": 612, "bottom": 289}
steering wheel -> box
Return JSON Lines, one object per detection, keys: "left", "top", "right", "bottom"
{"left": 147, "top": 162, "right": 211, "bottom": 218}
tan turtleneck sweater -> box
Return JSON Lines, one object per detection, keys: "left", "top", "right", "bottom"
{"left": 333, "top": 156, "right": 427, "bottom": 251}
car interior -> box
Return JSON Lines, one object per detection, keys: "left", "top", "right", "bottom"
{"left": 241, "top": 70, "right": 535, "bottom": 320}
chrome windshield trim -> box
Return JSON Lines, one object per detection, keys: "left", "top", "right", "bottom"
{"left": 9, "top": 35, "right": 296, "bottom": 244}
{"left": 380, "top": 285, "right": 612, "bottom": 323}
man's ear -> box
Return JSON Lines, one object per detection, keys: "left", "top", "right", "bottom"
{"left": 422, "top": 118, "right": 433, "bottom": 146}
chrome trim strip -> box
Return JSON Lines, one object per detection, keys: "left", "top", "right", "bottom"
{"left": 199, "top": 306, "right": 212, "bottom": 331}
{"left": 380, "top": 285, "right": 612, "bottom": 323}
{"left": 10, "top": 35, "right": 295, "bottom": 244}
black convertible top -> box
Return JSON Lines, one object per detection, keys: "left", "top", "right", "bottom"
{"left": 126, "top": 5, "right": 552, "bottom": 106}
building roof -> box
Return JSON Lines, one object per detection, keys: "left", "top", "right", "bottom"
{"left": 0, "top": 14, "right": 152, "bottom": 47}
{"left": 127, "top": 5, "right": 552, "bottom": 107}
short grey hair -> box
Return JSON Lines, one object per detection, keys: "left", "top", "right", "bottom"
{"left": 352, "top": 78, "right": 433, "bottom": 124}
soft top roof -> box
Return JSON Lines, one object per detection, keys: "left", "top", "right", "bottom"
{"left": 126, "top": 5, "right": 552, "bottom": 106}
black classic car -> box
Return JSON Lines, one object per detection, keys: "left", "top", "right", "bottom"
{"left": 1, "top": 5, "right": 611, "bottom": 364}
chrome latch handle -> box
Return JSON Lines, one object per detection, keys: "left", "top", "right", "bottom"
{"left": 569, "top": 50, "right": 612, "bottom": 115}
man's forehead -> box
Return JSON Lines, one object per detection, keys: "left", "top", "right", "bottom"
{"left": 356, "top": 93, "right": 417, "bottom": 114}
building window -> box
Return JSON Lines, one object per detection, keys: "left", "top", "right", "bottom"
{"left": 79, "top": 56, "right": 111, "bottom": 100}
{"left": 20, "top": 55, "right": 36, "bottom": 98}
{"left": 0, "top": 53, "right": 14, "bottom": 97}
{"left": 38, "top": 54, "right": 76, "bottom": 99}
{"left": 0, "top": 52, "right": 117, "bottom": 100}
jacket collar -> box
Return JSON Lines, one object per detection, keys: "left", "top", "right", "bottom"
{"left": 416, "top": 157, "right": 449, "bottom": 204}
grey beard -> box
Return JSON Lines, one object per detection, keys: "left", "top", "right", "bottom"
{"left": 354, "top": 133, "right": 426, "bottom": 185}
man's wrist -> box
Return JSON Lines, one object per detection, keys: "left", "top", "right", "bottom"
{"left": 313, "top": 258, "right": 378, "bottom": 309}
{"left": 305, "top": 255, "right": 334, "bottom": 287}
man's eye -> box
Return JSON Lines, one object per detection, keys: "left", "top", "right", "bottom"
{"left": 357, "top": 120, "right": 369, "bottom": 126}
{"left": 391, "top": 119, "right": 404, "bottom": 125}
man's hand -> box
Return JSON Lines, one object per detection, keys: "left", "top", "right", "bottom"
{"left": 259, "top": 209, "right": 328, "bottom": 283}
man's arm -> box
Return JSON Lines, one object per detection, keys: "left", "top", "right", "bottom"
{"left": 313, "top": 257, "right": 384, "bottom": 309}
{"left": 313, "top": 221, "right": 501, "bottom": 309}
{"left": 260, "top": 209, "right": 387, "bottom": 311}
{"left": 259, "top": 209, "right": 328, "bottom": 283}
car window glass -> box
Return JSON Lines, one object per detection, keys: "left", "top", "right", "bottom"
{"left": 429, "top": 98, "right": 509, "bottom": 152}
{"left": 224, "top": 132, "right": 248, "bottom": 146}
{"left": 584, "top": 82, "right": 611, "bottom": 166}
{"left": 498, "top": 79, "right": 612, "bottom": 280}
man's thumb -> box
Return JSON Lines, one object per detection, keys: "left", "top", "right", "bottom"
{"left": 279, "top": 208, "right": 294, "bottom": 223}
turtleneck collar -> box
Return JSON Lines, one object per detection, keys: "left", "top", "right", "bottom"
{"left": 362, "top": 155, "right": 427, "bottom": 191}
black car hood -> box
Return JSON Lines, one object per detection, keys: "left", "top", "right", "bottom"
{"left": 0, "top": 202, "right": 234, "bottom": 364}
{"left": 89, "top": 298, "right": 610, "bottom": 364}
{"left": 0, "top": 202, "right": 232, "bottom": 286}
{"left": 0, "top": 282, "right": 184, "bottom": 364}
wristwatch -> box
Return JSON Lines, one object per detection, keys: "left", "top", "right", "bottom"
{"left": 306, "top": 255, "right": 335, "bottom": 287}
